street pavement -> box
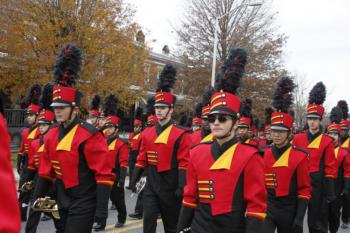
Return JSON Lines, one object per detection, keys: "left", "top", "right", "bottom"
{"left": 19, "top": 176, "right": 350, "bottom": 233}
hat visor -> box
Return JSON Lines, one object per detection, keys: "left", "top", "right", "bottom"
{"left": 237, "top": 124, "right": 249, "bottom": 128}
{"left": 270, "top": 125, "right": 290, "bottom": 131}
{"left": 209, "top": 109, "right": 236, "bottom": 117}
{"left": 38, "top": 120, "right": 51, "bottom": 125}
{"left": 306, "top": 114, "right": 321, "bottom": 119}
{"left": 154, "top": 103, "right": 171, "bottom": 107}
{"left": 51, "top": 102, "right": 71, "bottom": 107}
{"left": 327, "top": 130, "right": 339, "bottom": 134}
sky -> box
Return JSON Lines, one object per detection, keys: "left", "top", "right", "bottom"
{"left": 126, "top": 0, "right": 350, "bottom": 110}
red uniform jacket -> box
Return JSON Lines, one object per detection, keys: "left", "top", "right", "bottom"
{"left": 136, "top": 123, "right": 191, "bottom": 172}
{"left": 183, "top": 141, "right": 267, "bottom": 219}
{"left": 129, "top": 132, "right": 142, "bottom": 152}
{"left": 19, "top": 127, "right": 40, "bottom": 156}
{"left": 191, "top": 130, "right": 214, "bottom": 147}
{"left": 335, "top": 146, "right": 348, "bottom": 175}
{"left": 27, "top": 138, "right": 43, "bottom": 171}
{"left": 107, "top": 137, "right": 129, "bottom": 172}
{"left": 39, "top": 119, "right": 115, "bottom": 188}
{"left": 292, "top": 132, "right": 337, "bottom": 178}
{"left": 264, "top": 145, "right": 311, "bottom": 200}
{"left": 344, "top": 151, "right": 350, "bottom": 179}
{"left": 341, "top": 137, "right": 350, "bottom": 151}
{"left": 0, "top": 113, "right": 20, "bottom": 233}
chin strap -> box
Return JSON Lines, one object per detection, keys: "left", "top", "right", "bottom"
{"left": 159, "top": 107, "right": 172, "bottom": 122}
{"left": 60, "top": 106, "right": 74, "bottom": 126}
{"left": 216, "top": 120, "right": 235, "bottom": 140}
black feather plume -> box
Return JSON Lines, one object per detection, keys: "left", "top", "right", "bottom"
{"left": 216, "top": 48, "right": 247, "bottom": 94}
{"left": 103, "top": 94, "right": 118, "bottom": 116}
{"left": 27, "top": 83, "right": 42, "bottom": 106}
{"left": 40, "top": 83, "right": 53, "bottom": 110}
{"left": 272, "top": 76, "right": 295, "bottom": 113}
{"left": 308, "top": 82, "right": 326, "bottom": 105}
{"left": 178, "top": 112, "right": 192, "bottom": 128}
{"left": 202, "top": 86, "right": 215, "bottom": 106}
{"left": 157, "top": 64, "right": 177, "bottom": 92}
{"left": 264, "top": 107, "right": 274, "bottom": 125}
{"left": 90, "top": 95, "right": 101, "bottom": 111}
{"left": 195, "top": 102, "right": 203, "bottom": 118}
{"left": 135, "top": 107, "right": 143, "bottom": 120}
{"left": 53, "top": 44, "right": 82, "bottom": 87}
{"left": 330, "top": 106, "right": 343, "bottom": 124}
{"left": 146, "top": 95, "right": 155, "bottom": 116}
{"left": 337, "top": 100, "right": 349, "bottom": 119}
{"left": 254, "top": 118, "right": 262, "bottom": 131}
{"left": 240, "top": 98, "right": 252, "bottom": 118}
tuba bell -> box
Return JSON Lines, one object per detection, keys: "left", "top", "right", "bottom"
{"left": 32, "top": 196, "right": 60, "bottom": 219}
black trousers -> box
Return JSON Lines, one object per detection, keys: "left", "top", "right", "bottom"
{"left": 25, "top": 177, "right": 63, "bottom": 233}
{"left": 134, "top": 189, "right": 144, "bottom": 214}
{"left": 110, "top": 183, "right": 127, "bottom": 223}
{"left": 263, "top": 198, "right": 296, "bottom": 233}
{"left": 57, "top": 196, "right": 96, "bottom": 233}
{"left": 128, "top": 151, "right": 138, "bottom": 183}
{"left": 143, "top": 188, "right": 181, "bottom": 233}
{"left": 308, "top": 173, "right": 329, "bottom": 233}
{"left": 19, "top": 157, "right": 30, "bottom": 219}
{"left": 328, "top": 196, "right": 342, "bottom": 233}
{"left": 25, "top": 209, "right": 64, "bottom": 233}
{"left": 342, "top": 193, "right": 349, "bottom": 223}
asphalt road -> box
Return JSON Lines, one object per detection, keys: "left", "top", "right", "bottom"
{"left": 19, "top": 179, "right": 350, "bottom": 233}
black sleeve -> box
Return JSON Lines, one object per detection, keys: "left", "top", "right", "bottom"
{"left": 118, "top": 167, "right": 127, "bottom": 186}
{"left": 245, "top": 216, "right": 264, "bottom": 233}
{"left": 130, "top": 167, "right": 144, "bottom": 191}
{"left": 325, "top": 177, "right": 336, "bottom": 202}
{"left": 177, "top": 205, "right": 194, "bottom": 233}
{"left": 32, "top": 177, "right": 52, "bottom": 200}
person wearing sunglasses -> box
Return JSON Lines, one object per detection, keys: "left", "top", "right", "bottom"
{"left": 263, "top": 77, "right": 311, "bottom": 233}
{"left": 177, "top": 48, "right": 266, "bottom": 233}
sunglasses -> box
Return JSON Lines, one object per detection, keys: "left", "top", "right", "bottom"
{"left": 208, "top": 114, "right": 231, "bottom": 123}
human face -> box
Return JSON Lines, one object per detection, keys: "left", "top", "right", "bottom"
{"left": 209, "top": 114, "right": 234, "bottom": 138}
{"left": 237, "top": 127, "right": 249, "bottom": 139}
{"left": 328, "top": 132, "right": 339, "bottom": 143}
{"left": 38, "top": 123, "right": 50, "bottom": 134}
{"left": 134, "top": 125, "right": 142, "bottom": 134}
{"left": 54, "top": 106, "right": 72, "bottom": 123}
{"left": 340, "top": 129, "right": 349, "bottom": 139}
{"left": 98, "top": 118, "right": 105, "bottom": 128}
{"left": 307, "top": 118, "right": 321, "bottom": 132}
{"left": 88, "top": 116, "right": 97, "bottom": 125}
{"left": 271, "top": 129, "right": 289, "bottom": 147}
{"left": 106, "top": 126, "right": 118, "bottom": 137}
{"left": 155, "top": 106, "right": 172, "bottom": 122}
{"left": 26, "top": 113, "right": 37, "bottom": 125}
{"left": 202, "top": 118, "right": 210, "bottom": 131}
{"left": 265, "top": 133, "right": 271, "bottom": 141}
